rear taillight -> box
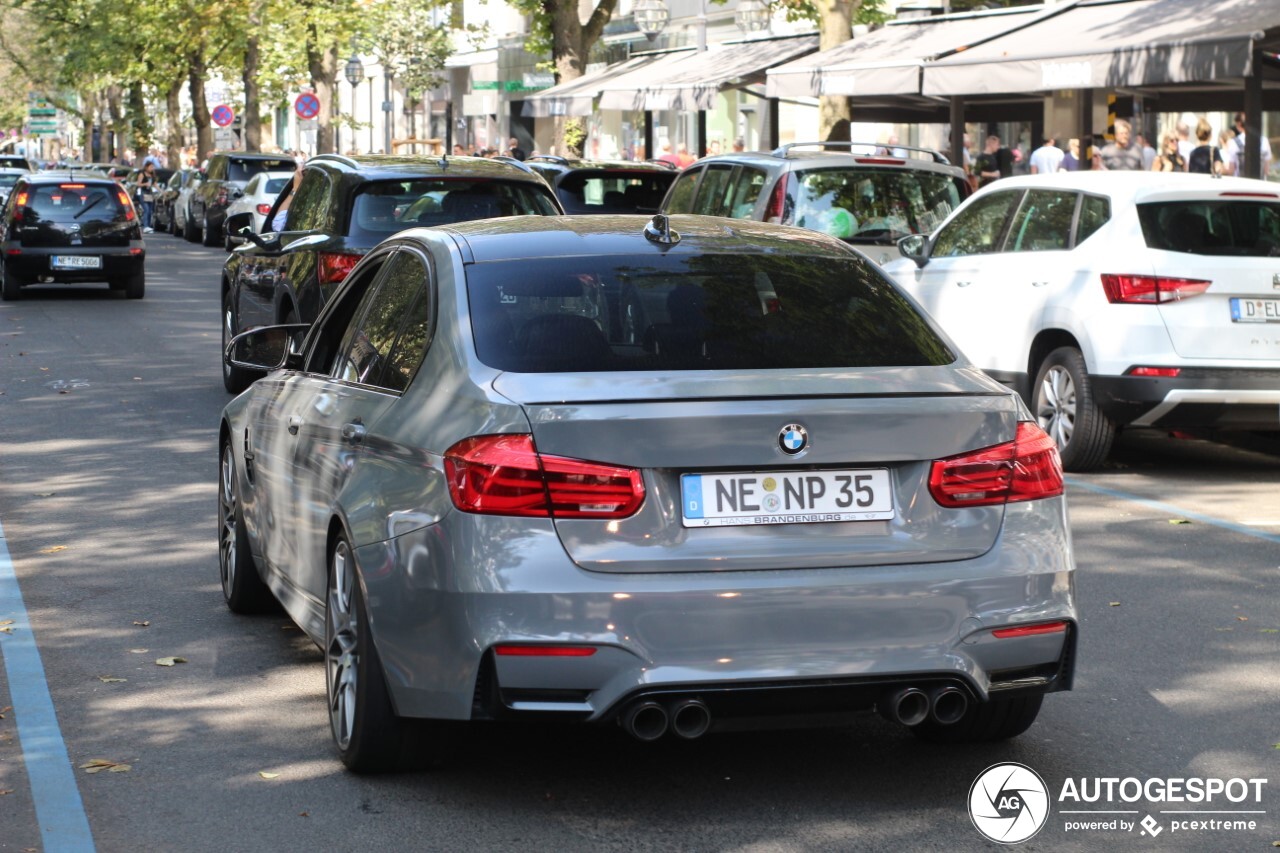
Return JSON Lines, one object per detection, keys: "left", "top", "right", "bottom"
{"left": 855, "top": 157, "right": 905, "bottom": 165}
{"left": 992, "top": 620, "right": 1068, "bottom": 639}
{"left": 493, "top": 645, "right": 598, "bottom": 657}
{"left": 444, "top": 434, "right": 645, "bottom": 519}
{"left": 256, "top": 203, "right": 272, "bottom": 215}
{"left": 13, "top": 191, "right": 26, "bottom": 222}
{"left": 117, "top": 191, "right": 135, "bottom": 220}
{"left": 317, "top": 251, "right": 362, "bottom": 285}
{"left": 763, "top": 173, "right": 790, "bottom": 224}
{"left": 1101, "top": 274, "right": 1210, "bottom": 304}
{"left": 928, "top": 421, "right": 1063, "bottom": 508}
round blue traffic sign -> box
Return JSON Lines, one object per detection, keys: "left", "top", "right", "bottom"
{"left": 212, "top": 104, "right": 235, "bottom": 128}
{"left": 294, "top": 93, "right": 321, "bottom": 120}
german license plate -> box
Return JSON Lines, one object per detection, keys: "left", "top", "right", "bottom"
{"left": 50, "top": 255, "right": 102, "bottom": 270}
{"left": 680, "top": 469, "right": 894, "bottom": 528}
{"left": 1230, "top": 297, "right": 1280, "bottom": 323}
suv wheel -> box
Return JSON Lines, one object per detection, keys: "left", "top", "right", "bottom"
{"left": 222, "top": 291, "right": 257, "bottom": 394}
{"left": 1033, "top": 346, "right": 1114, "bottom": 472}
{"left": 1, "top": 261, "right": 22, "bottom": 301}
{"left": 183, "top": 209, "right": 200, "bottom": 242}
{"left": 202, "top": 215, "right": 219, "bottom": 247}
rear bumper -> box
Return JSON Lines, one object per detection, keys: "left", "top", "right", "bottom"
{"left": 6, "top": 247, "right": 144, "bottom": 283}
{"left": 354, "top": 497, "right": 1077, "bottom": 725}
{"left": 1092, "top": 371, "right": 1280, "bottom": 430}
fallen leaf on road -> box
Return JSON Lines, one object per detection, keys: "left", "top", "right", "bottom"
{"left": 259, "top": 771, "right": 280, "bottom": 779}
{"left": 1168, "top": 519, "right": 1191, "bottom": 525}
{"left": 0, "top": 705, "right": 9, "bottom": 719}
{"left": 155, "top": 657, "right": 187, "bottom": 667}
{"left": 129, "top": 648, "right": 148, "bottom": 654}
{"left": 1237, "top": 616, "right": 1249, "bottom": 622}
{"left": 1109, "top": 602, "right": 1121, "bottom": 607}
{"left": 81, "top": 759, "right": 131, "bottom": 773}
{"left": 299, "top": 811, "right": 309, "bottom": 817}
{"left": 1260, "top": 629, "right": 1279, "bottom": 634}
{"left": 38, "top": 545, "right": 67, "bottom": 554}
{"left": 132, "top": 621, "right": 150, "bottom": 627}
{"left": 0, "top": 789, "right": 12, "bottom": 796}
{"left": 97, "top": 676, "right": 127, "bottom": 683}
{"left": 0, "top": 620, "right": 12, "bottom": 627}
{"left": 1214, "top": 627, "right": 1234, "bottom": 632}
{"left": 0, "top": 626, "right": 13, "bottom": 635}
{"left": 132, "top": 377, "right": 141, "bottom": 381}
{"left": 33, "top": 492, "right": 55, "bottom": 497}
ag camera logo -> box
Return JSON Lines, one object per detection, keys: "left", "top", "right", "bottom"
{"left": 969, "top": 763, "right": 1051, "bottom": 844}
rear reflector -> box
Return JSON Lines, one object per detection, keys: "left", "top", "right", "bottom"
{"left": 493, "top": 645, "right": 598, "bottom": 657}
{"left": 992, "top": 621, "right": 1069, "bottom": 639}
{"left": 1219, "top": 191, "right": 1278, "bottom": 198}
{"left": 928, "top": 421, "right": 1064, "bottom": 508}
{"left": 1127, "top": 366, "right": 1181, "bottom": 377}
{"left": 5, "top": 249, "right": 20, "bottom": 255}
{"left": 445, "top": 434, "right": 645, "bottom": 519}
{"left": 1101, "top": 274, "right": 1211, "bottom": 304}
{"left": 317, "top": 251, "right": 363, "bottom": 285}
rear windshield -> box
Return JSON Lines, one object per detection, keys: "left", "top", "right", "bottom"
{"left": 1137, "top": 200, "right": 1280, "bottom": 256}
{"left": 555, "top": 171, "right": 676, "bottom": 214}
{"left": 228, "top": 158, "right": 292, "bottom": 182}
{"left": 0, "top": 174, "right": 21, "bottom": 188}
{"left": 789, "top": 167, "right": 963, "bottom": 245}
{"left": 466, "top": 253, "right": 954, "bottom": 373}
{"left": 347, "top": 179, "right": 559, "bottom": 242}
{"left": 20, "top": 183, "right": 129, "bottom": 223}
{"left": 264, "top": 177, "right": 290, "bottom": 194}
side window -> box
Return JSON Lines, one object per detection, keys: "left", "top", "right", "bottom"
{"left": 691, "top": 165, "right": 734, "bottom": 216}
{"left": 331, "top": 252, "right": 430, "bottom": 391}
{"left": 304, "top": 256, "right": 390, "bottom": 375}
{"left": 1075, "top": 194, "right": 1110, "bottom": 245}
{"left": 284, "top": 169, "right": 330, "bottom": 232}
{"left": 725, "top": 167, "right": 767, "bottom": 219}
{"left": 663, "top": 167, "right": 702, "bottom": 213}
{"left": 931, "top": 191, "right": 1023, "bottom": 257}
{"left": 244, "top": 175, "right": 261, "bottom": 195}
{"left": 1004, "top": 190, "right": 1078, "bottom": 252}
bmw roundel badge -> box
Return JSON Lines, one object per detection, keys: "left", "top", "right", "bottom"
{"left": 778, "top": 423, "right": 808, "bottom": 455}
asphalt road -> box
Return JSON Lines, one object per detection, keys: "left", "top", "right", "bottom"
{"left": 1, "top": 236, "right": 1278, "bottom": 852}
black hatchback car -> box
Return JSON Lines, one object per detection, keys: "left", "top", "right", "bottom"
{"left": 525, "top": 156, "right": 677, "bottom": 214}
{"left": 0, "top": 172, "right": 145, "bottom": 300}
{"left": 221, "top": 153, "right": 563, "bottom": 392}
{"left": 191, "top": 151, "right": 295, "bottom": 247}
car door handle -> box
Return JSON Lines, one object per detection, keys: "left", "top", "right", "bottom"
{"left": 341, "top": 423, "right": 367, "bottom": 445}
{"left": 1032, "top": 280, "right": 1051, "bottom": 287}
{"left": 287, "top": 415, "right": 303, "bottom": 435}
{"left": 956, "top": 280, "right": 973, "bottom": 288}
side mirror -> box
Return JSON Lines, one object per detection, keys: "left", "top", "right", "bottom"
{"left": 897, "top": 234, "right": 930, "bottom": 269}
{"left": 244, "top": 230, "right": 280, "bottom": 251}
{"left": 224, "top": 324, "right": 308, "bottom": 372}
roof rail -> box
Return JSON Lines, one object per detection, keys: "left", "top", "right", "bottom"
{"left": 308, "top": 153, "right": 361, "bottom": 169}
{"left": 527, "top": 154, "right": 570, "bottom": 165}
{"left": 772, "top": 141, "right": 952, "bottom": 166}
{"left": 644, "top": 158, "right": 679, "bottom": 170}
{"left": 492, "top": 155, "right": 537, "bottom": 175}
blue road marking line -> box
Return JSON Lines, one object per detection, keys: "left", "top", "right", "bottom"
{"left": 1065, "top": 476, "right": 1280, "bottom": 545}
{"left": 0, "top": 518, "right": 96, "bottom": 852}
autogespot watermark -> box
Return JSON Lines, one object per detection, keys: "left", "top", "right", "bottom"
{"left": 967, "top": 764, "right": 1269, "bottom": 844}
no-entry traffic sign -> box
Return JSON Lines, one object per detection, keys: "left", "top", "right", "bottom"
{"left": 211, "top": 104, "right": 235, "bottom": 128}
{"left": 294, "top": 93, "right": 321, "bottom": 120}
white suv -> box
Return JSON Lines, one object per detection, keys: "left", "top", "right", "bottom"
{"left": 885, "top": 171, "right": 1280, "bottom": 471}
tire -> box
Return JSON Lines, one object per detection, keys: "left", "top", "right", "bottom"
{"left": 1, "top": 261, "right": 22, "bottom": 301}
{"left": 224, "top": 228, "right": 235, "bottom": 252}
{"left": 183, "top": 209, "right": 200, "bottom": 242}
{"left": 218, "top": 441, "right": 275, "bottom": 613}
{"left": 1032, "top": 346, "right": 1115, "bottom": 472}
{"left": 911, "top": 695, "right": 1043, "bottom": 744}
{"left": 169, "top": 209, "right": 180, "bottom": 236}
{"left": 326, "top": 535, "right": 413, "bottom": 773}
{"left": 222, "top": 290, "right": 256, "bottom": 395}
{"left": 124, "top": 271, "right": 145, "bottom": 300}
{"left": 202, "top": 215, "right": 219, "bottom": 247}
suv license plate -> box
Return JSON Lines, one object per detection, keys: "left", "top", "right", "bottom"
{"left": 680, "top": 469, "right": 894, "bottom": 528}
{"left": 1230, "top": 297, "right": 1280, "bottom": 323}
{"left": 51, "top": 255, "right": 102, "bottom": 270}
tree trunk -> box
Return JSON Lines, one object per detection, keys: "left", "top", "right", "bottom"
{"left": 307, "top": 29, "right": 338, "bottom": 155}
{"left": 188, "top": 52, "right": 214, "bottom": 162}
{"left": 243, "top": 4, "right": 263, "bottom": 152}
{"left": 106, "top": 86, "right": 124, "bottom": 161}
{"left": 128, "top": 82, "right": 151, "bottom": 161}
{"left": 818, "top": 0, "right": 857, "bottom": 140}
{"left": 165, "top": 79, "right": 184, "bottom": 167}
{"left": 548, "top": 0, "right": 617, "bottom": 156}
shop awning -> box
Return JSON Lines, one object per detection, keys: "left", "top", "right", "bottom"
{"left": 521, "top": 53, "right": 685, "bottom": 118}
{"left": 598, "top": 35, "right": 820, "bottom": 112}
{"left": 921, "top": 0, "right": 1280, "bottom": 97}
{"left": 766, "top": 5, "right": 1055, "bottom": 99}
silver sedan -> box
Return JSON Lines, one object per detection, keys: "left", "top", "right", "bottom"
{"left": 219, "top": 214, "right": 1077, "bottom": 772}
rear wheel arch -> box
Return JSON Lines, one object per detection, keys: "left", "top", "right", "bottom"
{"left": 1027, "top": 329, "right": 1082, "bottom": 403}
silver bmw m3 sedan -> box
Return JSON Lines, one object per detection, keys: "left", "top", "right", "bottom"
{"left": 219, "top": 214, "right": 1077, "bottom": 772}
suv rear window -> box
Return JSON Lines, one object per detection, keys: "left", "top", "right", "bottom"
{"left": 347, "top": 179, "right": 559, "bottom": 241}
{"left": 228, "top": 158, "right": 292, "bottom": 182}
{"left": 1138, "top": 200, "right": 1280, "bottom": 256}
{"left": 790, "top": 168, "right": 963, "bottom": 245}
{"left": 466, "top": 253, "right": 954, "bottom": 373}
{"left": 554, "top": 171, "right": 675, "bottom": 214}
{"left": 20, "top": 183, "right": 129, "bottom": 223}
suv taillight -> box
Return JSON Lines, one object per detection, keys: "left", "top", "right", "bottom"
{"left": 928, "top": 422, "right": 1063, "bottom": 508}
{"left": 317, "top": 251, "right": 362, "bottom": 285}
{"left": 764, "top": 173, "right": 790, "bottom": 224}
{"left": 117, "top": 191, "right": 135, "bottom": 221}
{"left": 1101, "top": 274, "right": 1210, "bottom": 304}
{"left": 13, "top": 191, "right": 27, "bottom": 222}
{"left": 444, "top": 434, "right": 645, "bottom": 519}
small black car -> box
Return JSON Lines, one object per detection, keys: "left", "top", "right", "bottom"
{"left": 526, "top": 156, "right": 677, "bottom": 214}
{"left": 220, "top": 153, "right": 562, "bottom": 392}
{"left": 191, "top": 151, "right": 294, "bottom": 247}
{"left": 0, "top": 172, "right": 145, "bottom": 300}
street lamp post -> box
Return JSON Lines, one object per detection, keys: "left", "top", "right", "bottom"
{"left": 384, "top": 73, "right": 394, "bottom": 155}
{"left": 344, "top": 53, "right": 365, "bottom": 155}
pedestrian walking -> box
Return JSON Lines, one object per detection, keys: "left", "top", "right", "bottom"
{"left": 974, "top": 135, "right": 1012, "bottom": 186}
{"left": 1151, "top": 133, "right": 1185, "bottom": 172}
{"left": 1227, "top": 112, "right": 1273, "bottom": 178}
{"left": 1135, "top": 134, "right": 1157, "bottom": 171}
{"left": 506, "top": 137, "right": 527, "bottom": 161}
{"left": 136, "top": 161, "right": 158, "bottom": 233}
{"left": 1186, "top": 118, "right": 1224, "bottom": 175}
{"left": 1059, "top": 138, "right": 1081, "bottom": 171}
{"left": 1098, "top": 120, "right": 1143, "bottom": 170}
{"left": 1030, "top": 135, "right": 1064, "bottom": 174}
{"left": 1175, "top": 121, "right": 1194, "bottom": 163}
{"left": 1218, "top": 130, "right": 1237, "bottom": 176}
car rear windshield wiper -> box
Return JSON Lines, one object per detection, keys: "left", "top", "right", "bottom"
{"left": 73, "top": 197, "right": 104, "bottom": 219}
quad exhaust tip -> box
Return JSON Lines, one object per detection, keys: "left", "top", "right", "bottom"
{"left": 622, "top": 701, "right": 669, "bottom": 741}
{"left": 621, "top": 698, "right": 712, "bottom": 741}
{"left": 669, "top": 699, "right": 712, "bottom": 740}
{"left": 929, "top": 685, "right": 969, "bottom": 726}
{"left": 879, "top": 687, "right": 930, "bottom": 727}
